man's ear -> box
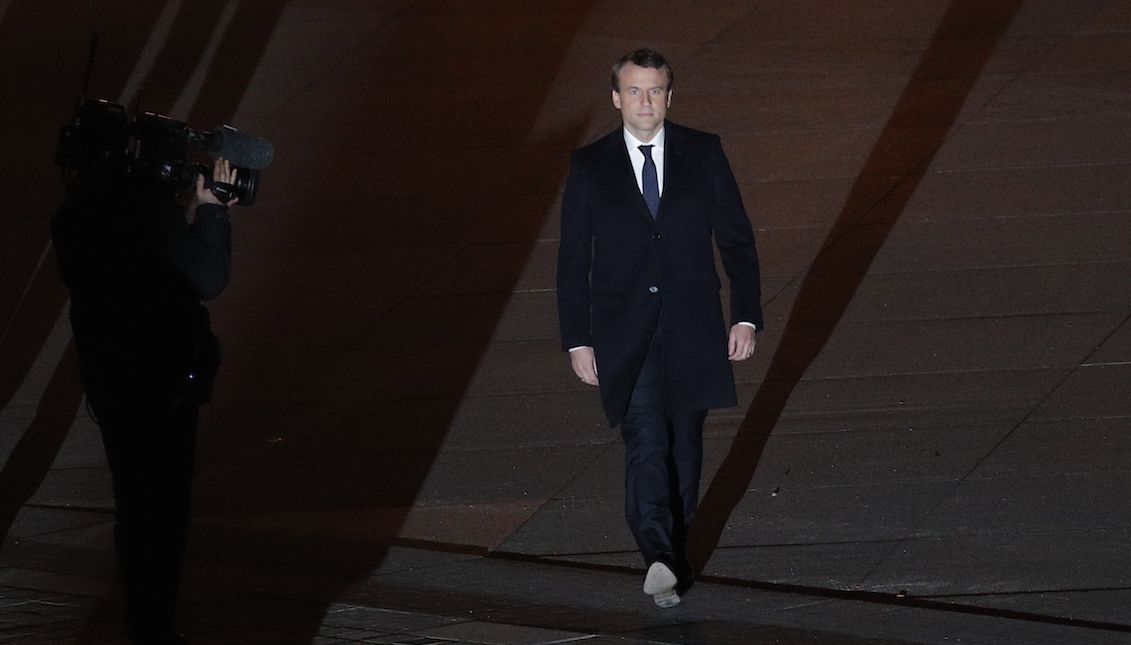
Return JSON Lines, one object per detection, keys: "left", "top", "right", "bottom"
{"left": 612, "top": 89, "right": 622, "bottom": 109}
{"left": 667, "top": 90, "right": 673, "bottom": 107}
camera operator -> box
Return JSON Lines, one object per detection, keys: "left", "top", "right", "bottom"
{"left": 52, "top": 158, "right": 238, "bottom": 645}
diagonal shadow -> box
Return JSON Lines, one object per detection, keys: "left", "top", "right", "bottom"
{"left": 0, "top": 0, "right": 295, "bottom": 639}
{"left": 688, "top": 0, "right": 1027, "bottom": 570}
{"left": 0, "top": 0, "right": 262, "bottom": 542}
{"left": 177, "top": 3, "right": 600, "bottom": 642}
{"left": 0, "top": 2, "right": 597, "bottom": 641}
{"left": 0, "top": 0, "right": 170, "bottom": 433}
{"left": 0, "top": 342, "right": 80, "bottom": 545}
{"left": 0, "top": 0, "right": 170, "bottom": 543}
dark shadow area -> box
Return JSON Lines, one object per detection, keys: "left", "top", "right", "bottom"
{"left": 0, "top": 0, "right": 168, "bottom": 543}
{"left": 0, "top": 254, "right": 70, "bottom": 415}
{"left": 688, "top": 0, "right": 1027, "bottom": 569}
{"left": 0, "top": 0, "right": 168, "bottom": 437}
{"left": 0, "top": 342, "right": 80, "bottom": 545}
{"left": 2, "top": 1, "right": 602, "bottom": 640}
{"left": 0, "top": 0, "right": 286, "bottom": 641}
{"left": 177, "top": 3, "right": 599, "bottom": 642}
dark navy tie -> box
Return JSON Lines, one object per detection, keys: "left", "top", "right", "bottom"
{"left": 639, "top": 144, "right": 660, "bottom": 219}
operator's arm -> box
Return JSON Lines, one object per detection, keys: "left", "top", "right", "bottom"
{"left": 170, "top": 159, "right": 237, "bottom": 300}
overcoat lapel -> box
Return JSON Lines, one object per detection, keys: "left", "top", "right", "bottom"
{"left": 657, "top": 121, "right": 685, "bottom": 222}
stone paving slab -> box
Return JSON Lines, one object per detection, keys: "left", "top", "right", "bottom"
{"left": 715, "top": 480, "right": 961, "bottom": 546}
{"left": 1091, "top": 318, "right": 1131, "bottom": 363}
{"left": 805, "top": 314, "right": 1121, "bottom": 378}
{"left": 728, "top": 369, "right": 1066, "bottom": 432}
{"left": 1031, "top": 363, "right": 1131, "bottom": 420}
{"left": 347, "top": 547, "right": 1130, "bottom": 644}
{"left": 971, "top": 417, "right": 1131, "bottom": 476}
{"left": 697, "top": 542, "right": 893, "bottom": 588}
{"left": 915, "top": 473, "right": 1131, "bottom": 534}
{"left": 862, "top": 528, "right": 1131, "bottom": 602}
{"left": 852, "top": 213, "right": 1131, "bottom": 273}
{"left": 902, "top": 164, "right": 1131, "bottom": 220}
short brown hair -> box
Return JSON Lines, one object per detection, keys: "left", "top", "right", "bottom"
{"left": 611, "top": 49, "right": 673, "bottom": 91}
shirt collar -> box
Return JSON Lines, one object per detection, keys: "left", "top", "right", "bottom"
{"left": 623, "top": 126, "right": 665, "bottom": 153}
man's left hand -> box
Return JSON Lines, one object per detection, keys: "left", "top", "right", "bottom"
{"left": 728, "top": 324, "right": 756, "bottom": 362}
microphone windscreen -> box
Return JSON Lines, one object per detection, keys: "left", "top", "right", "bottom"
{"left": 208, "top": 126, "right": 274, "bottom": 169}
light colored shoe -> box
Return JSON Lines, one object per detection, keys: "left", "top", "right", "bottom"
{"left": 643, "top": 561, "right": 680, "bottom": 608}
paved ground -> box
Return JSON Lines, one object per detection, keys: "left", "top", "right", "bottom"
{"left": 1, "top": 0, "right": 1130, "bottom": 643}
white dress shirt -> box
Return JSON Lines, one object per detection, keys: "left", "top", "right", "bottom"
{"left": 623, "top": 127, "right": 665, "bottom": 197}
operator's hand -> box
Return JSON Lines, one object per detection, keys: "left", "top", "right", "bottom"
{"left": 570, "top": 346, "right": 599, "bottom": 386}
{"left": 196, "top": 157, "right": 239, "bottom": 207}
{"left": 728, "top": 324, "right": 757, "bottom": 362}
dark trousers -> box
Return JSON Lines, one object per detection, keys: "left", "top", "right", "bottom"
{"left": 620, "top": 327, "right": 707, "bottom": 579}
{"left": 95, "top": 394, "right": 198, "bottom": 643}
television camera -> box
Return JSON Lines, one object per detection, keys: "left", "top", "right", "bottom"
{"left": 55, "top": 97, "right": 273, "bottom": 206}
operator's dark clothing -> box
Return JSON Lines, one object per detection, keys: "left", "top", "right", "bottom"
{"left": 52, "top": 181, "right": 230, "bottom": 644}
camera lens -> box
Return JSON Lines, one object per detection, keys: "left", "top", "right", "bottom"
{"left": 233, "top": 168, "right": 258, "bottom": 206}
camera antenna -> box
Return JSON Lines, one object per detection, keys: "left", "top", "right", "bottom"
{"left": 81, "top": 33, "right": 99, "bottom": 98}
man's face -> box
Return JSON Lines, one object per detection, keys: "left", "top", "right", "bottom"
{"left": 612, "top": 63, "right": 671, "bottom": 141}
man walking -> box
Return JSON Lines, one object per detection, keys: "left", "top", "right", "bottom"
{"left": 556, "top": 49, "right": 763, "bottom": 608}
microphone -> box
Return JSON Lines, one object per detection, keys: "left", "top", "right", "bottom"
{"left": 203, "top": 125, "right": 274, "bottom": 169}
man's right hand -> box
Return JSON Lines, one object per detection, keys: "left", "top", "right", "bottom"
{"left": 570, "top": 346, "right": 599, "bottom": 386}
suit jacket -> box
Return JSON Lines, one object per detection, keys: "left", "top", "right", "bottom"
{"left": 557, "top": 121, "right": 763, "bottom": 426}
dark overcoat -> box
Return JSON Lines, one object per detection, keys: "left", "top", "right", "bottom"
{"left": 556, "top": 121, "right": 763, "bottom": 426}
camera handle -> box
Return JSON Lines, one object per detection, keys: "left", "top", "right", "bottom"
{"left": 206, "top": 179, "right": 237, "bottom": 204}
